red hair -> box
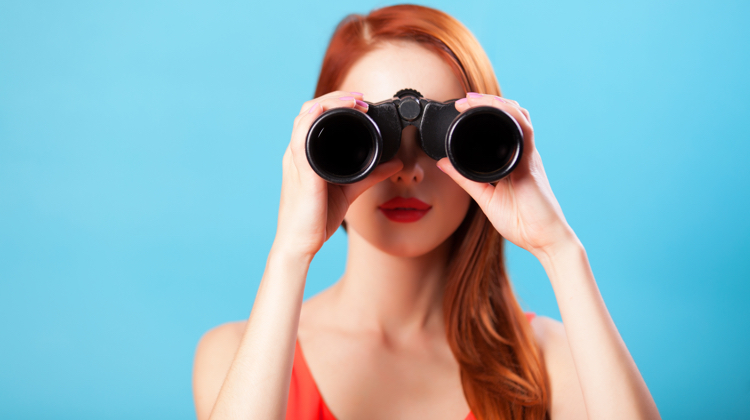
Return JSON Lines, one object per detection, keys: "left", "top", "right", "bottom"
{"left": 314, "top": 5, "right": 549, "bottom": 420}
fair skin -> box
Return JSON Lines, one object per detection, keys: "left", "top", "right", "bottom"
{"left": 192, "top": 41, "right": 661, "bottom": 420}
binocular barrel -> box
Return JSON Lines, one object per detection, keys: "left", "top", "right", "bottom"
{"left": 445, "top": 106, "right": 524, "bottom": 183}
{"left": 305, "top": 100, "right": 523, "bottom": 184}
{"left": 306, "top": 108, "right": 384, "bottom": 185}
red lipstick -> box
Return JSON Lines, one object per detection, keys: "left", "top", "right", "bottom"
{"left": 378, "top": 196, "right": 432, "bottom": 223}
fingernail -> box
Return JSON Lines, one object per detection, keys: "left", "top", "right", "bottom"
{"left": 355, "top": 99, "right": 368, "bottom": 109}
{"left": 494, "top": 96, "right": 506, "bottom": 103}
{"left": 308, "top": 103, "right": 319, "bottom": 114}
{"left": 351, "top": 92, "right": 363, "bottom": 96}
{"left": 436, "top": 163, "right": 445, "bottom": 173}
{"left": 339, "top": 96, "right": 354, "bottom": 101}
{"left": 456, "top": 98, "right": 468, "bottom": 105}
{"left": 468, "top": 92, "right": 483, "bottom": 98}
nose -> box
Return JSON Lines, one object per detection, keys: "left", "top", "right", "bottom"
{"left": 389, "top": 126, "right": 425, "bottom": 184}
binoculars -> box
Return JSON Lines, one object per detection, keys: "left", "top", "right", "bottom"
{"left": 305, "top": 89, "right": 523, "bottom": 184}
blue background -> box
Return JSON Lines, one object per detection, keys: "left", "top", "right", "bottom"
{"left": 1, "top": 0, "right": 748, "bottom": 418}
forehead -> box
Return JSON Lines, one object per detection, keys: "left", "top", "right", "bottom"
{"left": 338, "top": 40, "right": 465, "bottom": 103}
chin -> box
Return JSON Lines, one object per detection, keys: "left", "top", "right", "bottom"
{"left": 347, "top": 216, "right": 461, "bottom": 258}
{"left": 377, "top": 235, "right": 446, "bottom": 258}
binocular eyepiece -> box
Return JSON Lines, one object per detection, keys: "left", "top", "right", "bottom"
{"left": 305, "top": 89, "right": 523, "bottom": 184}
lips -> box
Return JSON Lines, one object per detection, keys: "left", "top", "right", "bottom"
{"left": 378, "top": 196, "right": 432, "bottom": 223}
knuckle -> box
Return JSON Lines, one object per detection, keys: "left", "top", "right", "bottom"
{"left": 300, "top": 100, "right": 314, "bottom": 113}
{"left": 318, "top": 91, "right": 343, "bottom": 101}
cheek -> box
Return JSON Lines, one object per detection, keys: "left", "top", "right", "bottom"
{"left": 432, "top": 176, "right": 472, "bottom": 234}
{"left": 343, "top": 186, "right": 378, "bottom": 226}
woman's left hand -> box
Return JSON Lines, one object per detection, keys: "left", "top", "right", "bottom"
{"left": 437, "top": 93, "right": 577, "bottom": 258}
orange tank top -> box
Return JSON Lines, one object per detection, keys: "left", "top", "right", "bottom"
{"left": 285, "top": 313, "right": 536, "bottom": 420}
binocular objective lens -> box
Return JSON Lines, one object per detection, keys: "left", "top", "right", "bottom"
{"left": 451, "top": 112, "right": 517, "bottom": 175}
{"left": 309, "top": 114, "right": 375, "bottom": 178}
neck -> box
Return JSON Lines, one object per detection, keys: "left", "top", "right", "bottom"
{"left": 331, "top": 227, "right": 452, "bottom": 342}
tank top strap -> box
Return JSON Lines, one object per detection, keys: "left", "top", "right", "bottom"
{"left": 286, "top": 340, "right": 336, "bottom": 420}
{"left": 526, "top": 312, "right": 536, "bottom": 323}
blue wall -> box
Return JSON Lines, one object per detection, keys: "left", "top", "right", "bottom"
{"left": 1, "top": 0, "right": 748, "bottom": 418}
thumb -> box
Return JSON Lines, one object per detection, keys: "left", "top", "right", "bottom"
{"left": 436, "top": 158, "right": 496, "bottom": 211}
{"left": 341, "top": 159, "right": 404, "bottom": 204}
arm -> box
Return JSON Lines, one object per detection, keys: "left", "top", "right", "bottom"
{"left": 192, "top": 92, "right": 402, "bottom": 420}
{"left": 193, "top": 250, "right": 312, "bottom": 420}
{"left": 537, "top": 240, "right": 659, "bottom": 420}
{"left": 438, "top": 93, "right": 660, "bottom": 420}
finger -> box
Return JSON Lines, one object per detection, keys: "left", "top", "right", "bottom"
{"left": 296, "top": 94, "right": 369, "bottom": 133}
{"left": 436, "top": 157, "right": 497, "bottom": 211}
{"left": 496, "top": 97, "right": 531, "bottom": 125}
{"left": 466, "top": 92, "right": 497, "bottom": 107}
{"left": 501, "top": 97, "right": 520, "bottom": 107}
{"left": 294, "top": 94, "right": 369, "bottom": 136}
{"left": 463, "top": 93, "right": 524, "bottom": 118}
{"left": 341, "top": 159, "right": 404, "bottom": 205}
{"left": 316, "top": 95, "right": 369, "bottom": 113}
{"left": 299, "top": 91, "right": 365, "bottom": 114}
{"left": 518, "top": 107, "right": 531, "bottom": 124}
{"left": 454, "top": 92, "right": 495, "bottom": 113}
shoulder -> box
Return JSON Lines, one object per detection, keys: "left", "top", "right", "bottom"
{"left": 194, "top": 321, "right": 247, "bottom": 373}
{"left": 529, "top": 316, "right": 588, "bottom": 420}
{"left": 529, "top": 315, "right": 566, "bottom": 351}
{"left": 196, "top": 320, "right": 247, "bottom": 356}
{"left": 192, "top": 321, "right": 247, "bottom": 420}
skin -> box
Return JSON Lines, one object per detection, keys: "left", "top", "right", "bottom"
{"left": 192, "top": 41, "right": 661, "bottom": 420}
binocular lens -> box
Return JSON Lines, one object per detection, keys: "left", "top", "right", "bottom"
{"left": 448, "top": 107, "right": 523, "bottom": 182}
{"left": 306, "top": 109, "right": 381, "bottom": 183}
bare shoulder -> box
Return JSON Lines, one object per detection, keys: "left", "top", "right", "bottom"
{"left": 529, "top": 315, "right": 566, "bottom": 350}
{"left": 529, "top": 316, "right": 588, "bottom": 420}
{"left": 194, "top": 321, "right": 247, "bottom": 365}
{"left": 192, "top": 321, "right": 247, "bottom": 420}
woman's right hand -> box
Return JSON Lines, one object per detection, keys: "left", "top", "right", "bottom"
{"left": 273, "top": 91, "right": 403, "bottom": 261}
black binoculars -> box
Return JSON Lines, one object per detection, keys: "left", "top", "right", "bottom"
{"left": 305, "top": 89, "right": 523, "bottom": 184}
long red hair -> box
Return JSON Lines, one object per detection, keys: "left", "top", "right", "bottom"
{"left": 314, "top": 5, "right": 549, "bottom": 420}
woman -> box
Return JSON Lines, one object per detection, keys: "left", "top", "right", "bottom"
{"left": 192, "top": 5, "right": 660, "bottom": 420}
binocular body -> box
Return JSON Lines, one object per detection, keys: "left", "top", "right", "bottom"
{"left": 305, "top": 89, "right": 523, "bottom": 184}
